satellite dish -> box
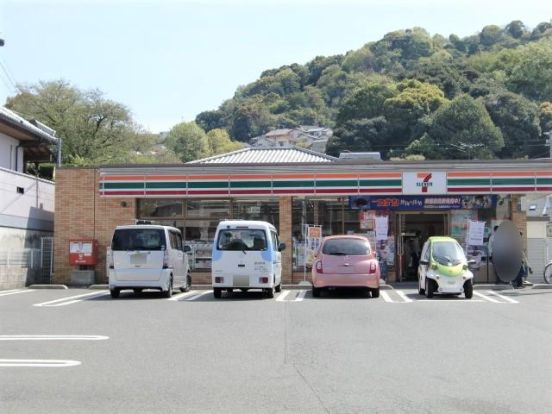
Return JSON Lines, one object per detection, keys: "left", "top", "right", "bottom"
{"left": 492, "top": 221, "right": 522, "bottom": 282}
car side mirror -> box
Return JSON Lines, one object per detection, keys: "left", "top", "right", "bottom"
{"left": 278, "top": 242, "right": 286, "bottom": 252}
{"left": 419, "top": 260, "right": 429, "bottom": 266}
{"left": 183, "top": 245, "right": 191, "bottom": 253}
{"left": 467, "top": 259, "right": 476, "bottom": 266}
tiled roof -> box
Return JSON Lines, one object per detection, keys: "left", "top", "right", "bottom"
{"left": 188, "top": 147, "right": 337, "bottom": 164}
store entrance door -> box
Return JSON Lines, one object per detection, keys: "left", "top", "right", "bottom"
{"left": 397, "top": 212, "right": 448, "bottom": 281}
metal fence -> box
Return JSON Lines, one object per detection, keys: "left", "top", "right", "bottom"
{"left": 0, "top": 249, "right": 41, "bottom": 268}
{"left": 0, "top": 237, "right": 54, "bottom": 284}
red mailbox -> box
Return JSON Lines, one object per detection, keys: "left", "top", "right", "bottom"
{"left": 69, "top": 239, "right": 98, "bottom": 266}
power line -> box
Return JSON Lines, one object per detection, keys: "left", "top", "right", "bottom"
{"left": 0, "top": 58, "right": 17, "bottom": 93}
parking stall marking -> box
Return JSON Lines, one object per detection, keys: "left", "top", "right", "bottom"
{"left": 380, "top": 291, "right": 395, "bottom": 303}
{"left": 395, "top": 290, "right": 413, "bottom": 303}
{"left": 275, "top": 290, "right": 308, "bottom": 302}
{"left": 0, "top": 359, "right": 81, "bottom": 368}
{"left": 472, "top": 291, "right": 502, "bottom": 303}
{"left": 33, "top": 291, "right": 109, "bottom": 307}
{"left": 0, "top": 289, "right": 35, "bottom": 297}
{"left": 183, "top": 290, "right": 212, "bottom": 301}
{"left": 275, "top": 290, "right": 292, "bottom": 302}
{"left": 0, "top": 335, "right": 109, "bottom": 341}
{"left": 168, "top": 290, "right": 202, "bottom": 301}
{"left": 485, "top": 290, "right": 519, "bottom": 304}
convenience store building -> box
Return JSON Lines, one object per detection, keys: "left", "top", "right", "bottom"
{"left": 53, "top": 148, "right": 552, "bottom": 285}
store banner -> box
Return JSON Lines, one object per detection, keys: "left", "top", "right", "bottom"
{"left": 403, "top": 172, "right": 447, "bottom": 194}
{"left": 349, "top": 195, "right": 496, "bottom": 210}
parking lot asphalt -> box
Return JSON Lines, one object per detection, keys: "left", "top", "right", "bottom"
{"left": 1, "top": 286, "right": 551, "bottom": 414}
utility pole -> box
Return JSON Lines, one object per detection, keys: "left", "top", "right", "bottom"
{"left": 544, "top": 131, "right": 552, "bottom": 159}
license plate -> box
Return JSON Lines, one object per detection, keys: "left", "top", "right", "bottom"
{"left": 130, "top": 253, "right": 147, "bottom": 265}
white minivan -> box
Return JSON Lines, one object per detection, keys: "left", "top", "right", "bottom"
{"left": 211, "top": 220, "right": 286, "bottom": 298}
{"left": 107, "top": 224, "right": 191, "bottom": 298}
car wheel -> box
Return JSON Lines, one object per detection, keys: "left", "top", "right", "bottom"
{"left": 227, "top": 288, "right": 234, "bottom": 293}
{"left": 426, "top": 278, "right": 434, "bottom": 299}
{"left": 162, "top": 279, "right": 173, "bottom": 298}
{"left": 464, "top": 279, "right": 473, "bottom": 299}
{"left": 110, "top": 288, "right": 120, "bottom": 299}
{"left": 312, "top": 286, "right": 321, "bottom": 297}
{"left": 418, "top": 276, "right": 425, "bottom": 295}
{"left": 371, "top": 288, "right": 380, "bottom": 298}
{"left": 181, "top": 274, "right": 192, "bottom": 292}
{"left": 213, "top": 288, "right": 222, "bottom": 299}
{"left": 275, "top": 283, "right": 282, "bottom": 293}
{"left": 265, "top": 287, "right": 275, "bottom": 298}
{"left": 133, "top": 288, "right": 142, "bottom": 295}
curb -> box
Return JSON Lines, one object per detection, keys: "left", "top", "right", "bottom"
{"left": 88, "top": 284, "right": 108, "bottom": 290}
{"left": 28, "top": 284, "right": 68, "bottom": 289}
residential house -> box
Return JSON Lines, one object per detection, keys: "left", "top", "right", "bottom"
{"left": 0, "top": 106, "right": 58, "bottom": 289}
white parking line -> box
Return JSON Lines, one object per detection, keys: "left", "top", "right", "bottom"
{"left": 381, "top": 291, "right": 394, "bottom": 303}
{"left": 33, "top": 291, "right": 109, "bottom": 307}
{"left": 276, "top": 290, "right": 291, "bottom": 302}
{"left": 415, "top": 299, "right": 484, "bottom": 302}
{"left": 473, "top": 291, "right": 501, "bottom": 303}
{"left": 185, "top": 290, "right": 211, "bottom": 301}
{"left": 0, "top": 335, "right": 109, "bottom": 341}
{"left": 485, "top": 290, "right": 519, "bottom": 304}
{"left": 0, "top": 359, "right": 81, "bottom": 368}
{"left": 168, "top": 290, "right": 200, "bottom": 301}
{"left": 395, "top": 290, "right": 413, "bottom": 303}
{"left": 293, "top": 290, "right": 307, "bottom": 302}
{"left": 0, "top": 289, "right": 34, "bottom": 297}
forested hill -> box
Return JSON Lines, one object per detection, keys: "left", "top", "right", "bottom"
{"left": 195, "top": 21, "right": 552, "bottom": 160}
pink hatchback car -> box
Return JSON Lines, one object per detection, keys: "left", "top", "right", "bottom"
{"left": 311, "top": 235, "right": 380, "bottom": 298}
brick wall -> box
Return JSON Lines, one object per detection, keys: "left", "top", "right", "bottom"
{"left": 279, "top": 196, "right": 293, "bottom": 283}
{"left": 54, "top": 169, "right": 135, "bottom": 285}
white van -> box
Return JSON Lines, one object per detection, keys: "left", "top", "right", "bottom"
{"left": 107, "top": 224, "right": 191, "bottom": 298}
{"left": 211, "top": 220, "right": 285, "bottom": 298}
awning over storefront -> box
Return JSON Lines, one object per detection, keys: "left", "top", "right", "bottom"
{"left": 97, "top": 160, "right": 552, "bottom": 197}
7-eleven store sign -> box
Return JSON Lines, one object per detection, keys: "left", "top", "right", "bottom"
{"left": 403, "top": 172, "right": 447, "bottom": 194}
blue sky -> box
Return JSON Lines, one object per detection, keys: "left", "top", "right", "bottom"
{"left": 0, "top": 0, "right": 551, "bottom": 132}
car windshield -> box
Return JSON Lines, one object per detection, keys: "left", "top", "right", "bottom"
{"left": 217, "top": 229, "right": 267, "bottom": 251}
{"left": 432, "top": 241, "right": 465, "bottom": 265}
{"left": 322, "top": 238, "right": 370, "bottom": 256}
{"left": 111, "top": 229, "right": 166, "bottom": 251}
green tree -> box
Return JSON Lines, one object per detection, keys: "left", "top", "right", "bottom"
{"left": 336, "top": 80, "right": 397, "bottom": 124}
{"left": 428, "top": 94, "right": 504, "bottom": 159}
{"left": 507, "top": 41, "right": 552, "bottom": 101}
{"left": 6, "top": 80, "right": 142, "bottom": 165}
{"left": 383, "top": 80, "right": 448, "bottom": 145}
{"left": 165, "top": 122, "right": 209, "bottom": 163}
{"left": 195, "top": 109, "right": 227, "bottom": 132}
{"left": 539, "top": 101, "right": 552, "bottom": 133}
{"left": 326, "top": 116, "right": 390, "bottom": 157}
{"left": 484, "top": 91, "right": 541, "bottom": 158}
{"left": 206, "top": 128, "right": 243, "bottom": 155}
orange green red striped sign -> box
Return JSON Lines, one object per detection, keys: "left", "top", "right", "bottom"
{"left": 98, "top": 170, "right": 552, "bottom": 197}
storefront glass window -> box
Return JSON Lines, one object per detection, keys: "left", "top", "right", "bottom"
{"left": 138, "top": 199, "right": 183, "bottom": 218}
{"left": 291, "top": 198, "right": 315, "bottom": 271}
{"left": 232, "top": 199, "right": 279, "bottom": 228}
{"left": 186, "top": 200, "right": 230, "bottom": 219}
{"left": 317, "top": 198, "right": 344, "bottom": 236}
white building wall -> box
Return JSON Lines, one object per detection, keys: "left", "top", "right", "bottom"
{"left": 0, "top": 167, "right": 54, "bottom": 237}
{"left": 0, "top": 132, "right": 24, "bottom": 172}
